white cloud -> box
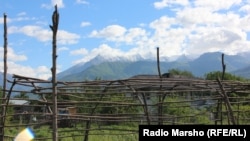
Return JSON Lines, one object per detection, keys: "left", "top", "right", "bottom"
{"left": 9, "top": 26, "right": 51, "bottom": 42}
{"left": 3, "top": 0, "right": 250, "bottom": 76}
{"left": 72, "top": 44, "right": 126, "bottom": 64}
{"left": 0, "top": 13, "right": 36, "bottom": 25}
{"left": 35, "top": 66, "right": 52, "bottom": 79}
{"left": 57, "top": 30, "right": 81, "bottom": 44}
{"left": 42, "top": 0, "right": 65, "bottom": 9}
{"left": 0, "top": 61, "right": 51, "bottom": 80}
{"left": 80, "top": 21, "right": 91, "bottom": 27}
{"left": 150, "top": 16, "right": 176, "bottom": 30}
{"left": 70, "top": 48, "right": 88, "bottom": 56}
{"left": 90, "top": 25, "right": 127, "bottom": 38}
{"left": 9, "top": 25, "right": 80, "bottom": 45}
{"left": 58, "top": 46, "right": 69, "bottom": 52}
{"left": 154, "top": 0, "right": 189, "bottom": 9}
{"left": 0, "top": 47, "right": 50, "bottom": 79}
{"left": 122, "top": 28, "right": 148, "bottom": 44}
{"left": 0, "top": 47, "right": 27, "bottom": 62}
{"left": 0, "top": 15, "right": 12, "bottom": 24}
{"left": 176, "top": 7, "right": 220, "bottom": 26}
{"left": 84, "top": 0, "right": 250, "bottom": 63}
{"left": 240, "top": 5, "right": 250, "bottom": 13}
{"left": 194, "top": 0, "right": 242, "bottom": 11}
{"left": 9, "top": 62, "right": 51, "bottom": 79}
{"left": 91, "top": 44, "right": 122, "bottom": 56}
{"left": 241, "top": 15, "right": 250, "bottom": 31}
{"left": 88, "top": 21, "right": 186, "bottom": 59}
{"left": 185, "top": 28, "right": 244, "bottom": 57}
{"left": 76, "top": 0, "right": 89, "bottom": 5}
{"left": 52, "top": 0, "right": 64, "bottom": 8}
{"left": 17, "top": 12, "right": 27, "bottom": 16}
{"left": 89, "top": 25, "right": 148, "bottom": 44}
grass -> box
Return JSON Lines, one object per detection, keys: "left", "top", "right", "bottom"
{"left": 4, "top": 122, "right": 139, "bottom": 141}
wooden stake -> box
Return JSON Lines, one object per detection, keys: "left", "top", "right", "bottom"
{"left": 50, "top": 5, "right": 59, "bottom": 141}
{"left": 1, "top": 13, "right": 8, "bottom": 141}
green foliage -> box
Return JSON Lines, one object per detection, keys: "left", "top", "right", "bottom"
{"left": 13, "top": 91, "right": 28, "bottom": 99}
{"left": 3, "top": 124, "right": 138, "bottom": 141}
{"left": 205, "top": 71, "right": 248, "bottom": 81}
{"left": 66, "top": 62, "right": 132, "bottom": 81}
{"left": 168, "top": 68, "right": 194, "bottom": 78}
{"left": 0, "top": 87, "right": 15, "bottom": 132}
{"left": 0, "top": 87, "right": 2, "bottom": 113}
{"left": 233, "top": 104, "right": 250, "bottom": 124}
{"left": 97, "top": 93, "right": 141, "bottom": 115}
{"left": 162, "top": 95, "right": 212, "bottom": 124}
{"left": 88, "top": 124, "right": 138, "bottom": 141}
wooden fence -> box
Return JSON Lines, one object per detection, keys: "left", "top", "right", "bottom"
{"left": 1, "top": 5, "right": 250, "bottom": 141}
{"left": 1, "top": 73, "right": 250, "bottom": 140}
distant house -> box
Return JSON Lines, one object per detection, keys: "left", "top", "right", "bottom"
{"left": 9, "top": 99, "right": 32, "bottom": 121}
{"left": 9, "top": 99, "right": 31, "bottom": 113}
{"left": 58, "top": 106, "right": 77, "bottom": 128}
{"left": 129, "top": 73, "right": 192, "bottom": 79}
{"left": 9, "top": 100, "right": 30, "bottom": 105}
{"left": 9, "top": 100, "right": 31, "bottom": 114}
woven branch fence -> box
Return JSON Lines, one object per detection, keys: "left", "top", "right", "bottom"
{"left": 1, "top": 73, "right": 250, "bottom": 140}
{"left": 1, "top": 5, "right": 250, "bottom": 141}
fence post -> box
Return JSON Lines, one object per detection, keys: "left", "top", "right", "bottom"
{"left": 1, "top": 13, "right": 8, "bottom": 141}
{"left": 156, "top": 47, "right": 163, "bottom": 125}
{"left": 50, "top": 5, "right": 59, "bottom": 141}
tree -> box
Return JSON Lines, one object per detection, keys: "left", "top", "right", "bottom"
{"left": 205, "top": 71, "right": 250, "bottom": 124}
{"left": 167, "top": 68, "right": 195, "bottom": 78}
{"left": 13, "top": 91, "right": 28, "bottom": 99}
{"left": 204, "top": 71, "right": 248, "bottom": 81}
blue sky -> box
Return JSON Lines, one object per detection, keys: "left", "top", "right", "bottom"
{"left": 0, "top": 0, "right": 250, "bottom": 79}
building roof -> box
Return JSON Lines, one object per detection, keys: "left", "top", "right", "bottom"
{"left": 9, "top": 100, "right": 30, "bottom": 105}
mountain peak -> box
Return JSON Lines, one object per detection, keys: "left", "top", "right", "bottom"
{"left": 55, "top": 51, "right": 250, "bottom": 81}
{"left": 176, "top": 54, "right": 193, "bottom": 62}
{"left": 94, "top": 53, "right": 145, "bottom": 62}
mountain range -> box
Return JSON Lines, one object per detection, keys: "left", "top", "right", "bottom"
{"left": 1, "top": 51, "right": 250, "bottom": 89}
{"left": 55, "top": 51, "right": 250, "bottom": 81}
{"left": 1, "top": 51, "right": 250, "bottom": 98}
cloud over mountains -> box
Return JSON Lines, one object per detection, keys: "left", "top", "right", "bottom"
{"left": 0, "top": 0, "right": 250, "bottom": 80}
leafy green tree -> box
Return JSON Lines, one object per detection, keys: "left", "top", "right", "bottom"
{"left": 205, "top": 71, "right": 250, "bottom": 124}
{"left": 161, "top": 96, "right": 212, "bottom": 124}
{"left": 13, "top": 91, "right": 28, "bottom": 99}
{"left": 204, "top": 71, "right": 248, "bottom": 81}
{"left": 168, "top": 68, "right": 195, "bottom": 78}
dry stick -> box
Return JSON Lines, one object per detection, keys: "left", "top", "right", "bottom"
{"left": 83, "top": 81, "right": 115, "bottom": 141}
{"left": 42, "top": 94, "right": 53, "bottom": 114}
{"left": 217, "top": 78, "right": 236, "bottom": 125}
{"left": 30, "top": 81, "right": 53, "bottom": 114}
{"left": 1, "top": 13, "right": 7, "bottom": 141}
{"left": 156, "top": 47, "right": 163, "bottom": 125}
{"left": 216, "top": 53, "right": 236, "bottom": 125}
{"left": 215, "top": 53, "right": 226, "bottom": 125}
{"left": 3, "top": 79, "right": 16, "bottom": 133}
{"left": 221, "top": 53, "right": 230, "bottom": 124}
{"left": 50, "top": 5, "right": 59, "bottom": 141}
{"left": 157, "top": 47, "right": 162, "bottom": 79}
{"left": 118, "top": 80, "right": 152, "bottom": 125}
{"left": 221, "top": 53, "right": 226, "bottom": 80}
{"left": 141, "top": 92, "right": 151, "bottom": 125}
{"left": 221, "top": 53, "right": 229, "bottom": 124}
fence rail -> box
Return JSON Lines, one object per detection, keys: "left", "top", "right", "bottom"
{"left": 1, "top": 74, "right": 250, "bottom": 140}
{"left": 1, "top": 5, "right": 250, "bottom": 141}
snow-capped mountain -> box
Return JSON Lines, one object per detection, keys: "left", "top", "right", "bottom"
{"left": 56, "top": 54, "right": 145, "bottom": 80}
{"left": 55, "top": 51, "right": 250, "bottom": 81}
